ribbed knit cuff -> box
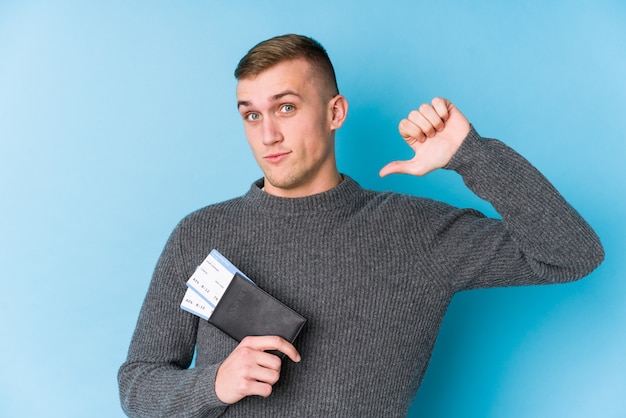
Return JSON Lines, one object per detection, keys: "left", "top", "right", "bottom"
{"left": 444, "top": 125, "right": 482, "bottom": 172}
{"left": 193, "top": 364, "right": 229, "bottom": 417}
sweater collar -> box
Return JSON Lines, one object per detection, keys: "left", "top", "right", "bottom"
{"left": 243, "top": 175, "right": 363, "bottom": 215}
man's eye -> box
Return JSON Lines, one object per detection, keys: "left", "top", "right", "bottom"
{"left": 280, "top": 104, "right": 295, "bottom": 113}
{"left": 246, "top": 113, "right": 260, "bottom": 121}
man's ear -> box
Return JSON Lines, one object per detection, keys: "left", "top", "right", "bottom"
{"left": 329, "top": 94, "right": 348, "bottom": 131}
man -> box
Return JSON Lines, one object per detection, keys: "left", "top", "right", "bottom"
{"left": 118, "top": 34, "right": 604, "bottom": 417}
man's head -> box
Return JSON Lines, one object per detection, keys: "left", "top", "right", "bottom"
{"left": 234, "top": 34, "right": 348, "bottom": 198}
{"left": 235, "top": 34, "right": 339, "bottom": 100}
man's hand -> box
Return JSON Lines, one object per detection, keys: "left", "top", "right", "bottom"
{"left": 379, "top": 97, "right": 471, "bottom": 177}
{"left": 214, "top": 335, "right": 301, "bottom": 404}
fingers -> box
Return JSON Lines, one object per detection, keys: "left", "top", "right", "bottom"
{"left": 431, "top": 97, "right": 450, "bottom": 121}
{"left": 234, "top": 335, "right": 300, "bottom": 364}
{"left": 399, "top": 97, "right": 451, "bottom": 144}
{"left": 246, "top": 335, "right": 301, "bottom": 363}
{"left": 382, "top": 97, "right": 468, "bottom": 178}
{"left": 214, "top": 336, "right": 301, "bottom": 404}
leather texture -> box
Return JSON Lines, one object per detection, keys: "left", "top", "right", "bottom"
{"left": 209, "top": 273, "right": 307, "bottom": 350}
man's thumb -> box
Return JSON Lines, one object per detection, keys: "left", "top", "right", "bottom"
{"left": 379, "top": 160, "right": 410, "bottom": 177}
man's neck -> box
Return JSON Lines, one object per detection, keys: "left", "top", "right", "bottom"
{"left": 262, "top": 172, "right": 343, "bottom": 198}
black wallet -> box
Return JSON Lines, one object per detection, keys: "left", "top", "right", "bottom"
{"left": 209, "top": 273, "right": 307, "bottom": 355}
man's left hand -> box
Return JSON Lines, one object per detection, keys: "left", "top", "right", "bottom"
{"left": 379, "top": 97, "right": 470, "bottom": 177}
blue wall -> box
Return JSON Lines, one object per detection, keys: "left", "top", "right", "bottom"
{"left": 1, "top": 1, "right": 624, "bottom": 417}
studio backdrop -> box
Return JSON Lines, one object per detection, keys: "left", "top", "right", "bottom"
{"left": 1, "top": 1, "right": 624, "bottom": 417}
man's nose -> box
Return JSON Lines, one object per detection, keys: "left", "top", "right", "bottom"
{"left": 261, "top": 117, "right": 282, "bottom": 145}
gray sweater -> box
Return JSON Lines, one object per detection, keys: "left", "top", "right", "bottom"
{"left": 118, "top": 128, "right": 603, "bottom": 417}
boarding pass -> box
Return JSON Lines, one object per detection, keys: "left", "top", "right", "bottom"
{"left": 180, "top": 249, "right": 252, "bottom": 320}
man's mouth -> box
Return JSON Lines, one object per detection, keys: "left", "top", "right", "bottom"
{"left": 264, "top": 151, "right": 291, "bottom": 163}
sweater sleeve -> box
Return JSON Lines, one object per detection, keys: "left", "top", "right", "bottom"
{"left": 117, "top": 222, "right": 228, "bottom": 418}
{"left": 431, "top": 127, "right": 604, "bottom": 291}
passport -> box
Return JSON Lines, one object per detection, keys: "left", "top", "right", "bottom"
{"left": 208, "top": 273, "right": 307, "bottom": 354}
{"left": 180, "top": 250, "right": 307, "bottom": 356}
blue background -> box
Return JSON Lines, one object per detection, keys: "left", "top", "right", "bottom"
{"left": 1, "top": 1, "right": 624, "bottom": 417}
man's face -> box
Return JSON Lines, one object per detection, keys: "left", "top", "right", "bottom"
{"left": 236, "top": 59, "right": 345, "bottom": 198}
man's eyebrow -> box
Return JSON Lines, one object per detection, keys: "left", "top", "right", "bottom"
{"left": 237, "top": 90, "right": 302, "bottom": 109}
{"left": 271, "top": 90, "right": 301, "bottom": 101}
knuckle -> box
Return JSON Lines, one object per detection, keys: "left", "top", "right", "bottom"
{"left": 268, "top": 356, "right": 282, "bottom": 370}
{"left": 408, "top": 110, "right": 421, "bottom": 120}
{"left": 405, "top": 136, "right": 418, "bottom": 146}
{"left": 270, "top": 335, "right": 284, "bottom": 345}
{"left": 259, "top": 384, "right": 273, "bottom": 398}
{"left": 265, "top": 335, "right": 277, "bottom": 344}
{"left": 237, "top": 378, "right": 253, "bottom": 393}
{"left": 399, "top": 120, "right": 417, "bottom": 136}
{"left": 269, "top": 370, "right": 281, "bottom": 384}
{"left": 238, "top": 346, "right": 255, "bottom": 359}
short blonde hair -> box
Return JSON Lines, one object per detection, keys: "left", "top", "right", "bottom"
{"left": 234, "top": 34, "right": 339, "bottom": 97}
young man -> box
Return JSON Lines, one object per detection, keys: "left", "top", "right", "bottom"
{"left": 118, "top": 34, "right": 604, "bottom": 417}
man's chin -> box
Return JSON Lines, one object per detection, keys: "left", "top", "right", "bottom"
{"left": 263, "top": 173, "right": 310, "bottom": 197}
{"left": 264, "top": 171, "right": 301, "bottom": 189}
